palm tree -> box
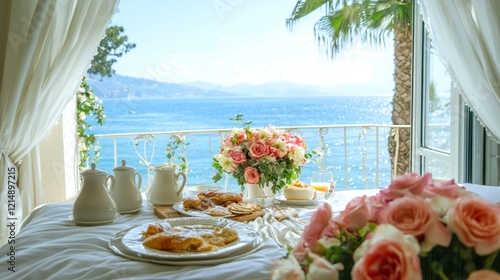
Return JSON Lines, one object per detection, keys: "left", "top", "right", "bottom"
{"left": 287, "top": 0, "right": 412, "bottom": 176}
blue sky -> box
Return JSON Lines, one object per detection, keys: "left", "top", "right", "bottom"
{"left": 110, "top": 0, "right": 394, "bottom": 88}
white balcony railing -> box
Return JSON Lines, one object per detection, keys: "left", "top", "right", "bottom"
{"left": 91, "top": 124, "right": 410, "bottom": 193}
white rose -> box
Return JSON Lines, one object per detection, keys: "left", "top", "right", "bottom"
{"left": 307, "top": 252, "right": 343, "bottom": 280}
{"left": 271, "top": 254, "right": 305, "bottom": 280}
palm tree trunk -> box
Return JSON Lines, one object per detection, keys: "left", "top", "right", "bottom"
{"left": 388, "top": 25, "right": 412, "bottom": 176}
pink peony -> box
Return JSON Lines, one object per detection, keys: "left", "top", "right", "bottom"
{"left": 467, "top": 270, "right": 500, "bottom": 280}
{"left": 248, "top": 139, "right": 269, "bottom": 159}
{"left": 352, "top": 224, "right": 422, "bottom": 280}
{"left": 380, "top": 173, "right": 432, "bottom": 201}
{"left": 445, "top": 196, "right": 500, "bottom": 255}
{"left": 378, "top": 196, "right": 452, "bottom": 252}
{"left": 243, "top": 166, "right": 260, "bottom": 184}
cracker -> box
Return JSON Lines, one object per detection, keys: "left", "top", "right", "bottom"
{"left": 227, "top": 202, "right": 261, "bottom": 215}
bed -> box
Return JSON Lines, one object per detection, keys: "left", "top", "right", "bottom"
{"left": 0, "top": 183, "right": 498, "bottom": 280}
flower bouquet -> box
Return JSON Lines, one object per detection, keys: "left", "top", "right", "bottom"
{"left": 272, "top": 173, "right": 500, "bottom": 280}
{"left": 212, "top": 115, "right": 310, "bottom": 194}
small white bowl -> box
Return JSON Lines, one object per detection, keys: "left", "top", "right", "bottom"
{"left": 185, "top": 185, "right": 223, "bottom": 197}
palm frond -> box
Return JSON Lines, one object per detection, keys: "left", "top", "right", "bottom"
{"left": 287, "top": 0, "right": 412, "bottom": 59}
{"left": 286, "top": 0, "right": 333, "bottom": 31}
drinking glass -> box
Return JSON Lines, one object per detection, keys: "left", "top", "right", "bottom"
{"left": 310, "top": 170, "right": 335, "bottom": 200}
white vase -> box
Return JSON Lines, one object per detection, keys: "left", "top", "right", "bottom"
{"left": 245, "top": 183, "right": 274, "bottom": 198}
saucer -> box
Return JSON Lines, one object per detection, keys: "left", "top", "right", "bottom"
{"left": 69, "top": 214, "right": 120, "bottom": 226}
{"left": 274, "top": 195, "right": 320, "bottom": 206}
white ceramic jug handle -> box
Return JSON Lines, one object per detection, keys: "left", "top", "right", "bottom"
{"left": 107, "top": 175, "right": 115, "bottom": 192}
{"left": 176, "top": 172, "right": 187, "bottom": 196}
{"left": 135, "top": 172, "right": 142, "bottom": 190}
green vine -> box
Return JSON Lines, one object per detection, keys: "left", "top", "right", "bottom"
{"left": 165, "top": 134, "right": 189, "bottom": 173}
{"left": 77, "top": 76, "right": 105, "bottom": 170}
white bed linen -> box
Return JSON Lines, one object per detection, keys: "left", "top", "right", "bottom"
{"left": 1, "top": 185, "right": 498, "bottom": 280}
{"left": 0, "top": 202, "right": 285, "bottom": 280}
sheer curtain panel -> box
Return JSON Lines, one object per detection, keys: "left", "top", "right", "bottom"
{"left": 416, "top": 0, "right": 500, "bottom": 142}
{"left": 0, "top": 0, "right": 118, "bottom": 245}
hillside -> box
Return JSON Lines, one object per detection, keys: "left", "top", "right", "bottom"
{"left": 87, "top": 75, "right": 392, "bottom": 99}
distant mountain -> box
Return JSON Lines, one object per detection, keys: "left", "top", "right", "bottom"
{"left": 87, "top": 75, "right": 237, "bottom": 99}
{"left": 87, "top": 74, "right": 392, "bottom": 100}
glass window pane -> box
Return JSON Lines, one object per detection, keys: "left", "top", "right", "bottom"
{"left": 423, "top": 156, "right": 450, "bottom": 180}
{"left": 422, "top": 43, "right": 452, "bottom": 152}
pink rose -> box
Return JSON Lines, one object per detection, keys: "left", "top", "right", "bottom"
{"left": 380, "top": 173, "right": 432, "bottom": 201}
{"left": 352, "top": 224, "right": 422, "bottom": 280}
{"left": 339, "top": 196, "right": 371, "bottom": 230}
{"left": 467, "top": 270, "right": 500, "bottom": 280}
{"left": 445, "top": 196, "right": 500, "bottom": 255}
{"left": 299, "top": 203, "right": 332, "bottom": 252}
{"left": 248, "top": 139, "right": 269, "bottom": 159}
{"left": 378, "top": 196, "right": 451, "bottom": 251}
{"left": 307, "top": 252, "right": 343, "bottom": 280}
{"left": 422, "top": 179, "right": 463, "bottom": 198}
{"left": 243, "top": 166, "right": 260, "bottom": 184}
{"left": 228, "top": 148, "right": 246, "bottom": 164}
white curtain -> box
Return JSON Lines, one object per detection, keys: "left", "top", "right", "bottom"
{"left": 417, "top": 0, "right": 500, "bottom": 142}
{"left": 0, "top": 0, "right": 118, "bottom": 244}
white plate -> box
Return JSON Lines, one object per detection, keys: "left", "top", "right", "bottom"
{"left": 109, "top": 230, "right": 263, "bottom": 265}
{"left": 69, "top": 214, "right": 120, "bottom": 226}
{"left": 172, "top": 202, "right": 235, "bottom": 218}
{"left": 115, "top": 217, "right": 257, "bottom": 260}
{"left": 274, "top": 195, "right": 320, "bottom": 206}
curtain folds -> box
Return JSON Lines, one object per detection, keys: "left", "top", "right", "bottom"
{"left": 0, "top": 0, "right": 118, "bottom": 245}
{"left": 417, "top": 0, "right": 500, "bottom": 142}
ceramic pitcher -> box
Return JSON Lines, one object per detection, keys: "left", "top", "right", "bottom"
{"left": 109, "top": 160, "right": 143, "bottom": 214}
{"left": 73, "top": 163, "right": 118, "bottom": 223}
{"left": 147, "top": 165, "right": 186, "bottom": 205}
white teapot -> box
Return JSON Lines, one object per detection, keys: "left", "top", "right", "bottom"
{"left": 147, "top": 165, "right": 186, "bottom": 205}
{"left": 109, "top": 160, "right": 143, "bottom": 214}
{"left": 73, "top": 163, "right": 118, "bottom": 225}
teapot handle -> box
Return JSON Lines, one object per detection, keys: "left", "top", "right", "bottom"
{"left": 107, "top": 175, "right": 115, "bottom": 192}
{"left": 176, "top": 172, "right": 187, "bottom": 196}
{"left": 135, "top": 172, "right": 142, "bottom": 190}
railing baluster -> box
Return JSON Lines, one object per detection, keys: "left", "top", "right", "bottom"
{"left": 343, "top": 127, "right": 348, "bottom": 190}
{"left": 376, "top": 126, "right": 380, "bottom": 189}
{"left": 113, "top": 136, "right": 117, "bottom": 167}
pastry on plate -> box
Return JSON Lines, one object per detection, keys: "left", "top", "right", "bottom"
{"left": 198, "top": 191, "right": 243, "bottom": 207}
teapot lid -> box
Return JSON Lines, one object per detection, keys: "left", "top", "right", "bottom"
{"left": 81, "top": 163, "right": 107, "bottom": 176}
{"left": 113, "top": 160, "right": 135, "bottom": 171}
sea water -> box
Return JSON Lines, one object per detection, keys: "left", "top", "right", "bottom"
{"left": 87, "top": 95, "right": 394, "bottom": 193}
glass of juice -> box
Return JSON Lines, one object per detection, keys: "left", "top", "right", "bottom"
{"left": 310, "top": 170, "right": 335, "bottom": 200}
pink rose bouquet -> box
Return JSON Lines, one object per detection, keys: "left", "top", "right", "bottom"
{"left": 272, "top": 173, "right": 500, "bottom": 279}
{"left": 212, "top": 115, "right": 310, "bottom": 194}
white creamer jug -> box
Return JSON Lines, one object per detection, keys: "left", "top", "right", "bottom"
{"left": 73, "top": 163, "right": 118, "bottom": 224}
{"left": 147, "top": 165, "right": 186, "bottom": 205}
{"left": 109, "top": 160, "right": 143, "bottom": 214}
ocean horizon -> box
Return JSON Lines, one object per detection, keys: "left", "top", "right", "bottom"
{"left": 87, "top": 95, "right": 394, "bottom": 193}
